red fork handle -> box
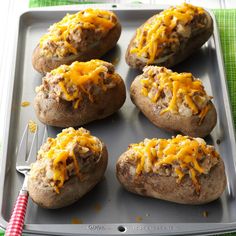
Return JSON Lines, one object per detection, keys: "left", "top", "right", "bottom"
{"left": 5, "top": 190, "right": 28, "bottom": 236}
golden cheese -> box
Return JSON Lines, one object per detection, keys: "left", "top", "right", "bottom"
{"left": 130, "top": 135, "right": 219, "bottom": 193}
{"left": 141, "top": 66, "right": 210, "bottom": 119}
{"left": 48, "top": 59, "right": 117, "bottom": 109}
{"left": 28, "top": 120, "right": 37, "bottom": 133}
{"left": 130, "top": 3, "right": 205, "bottom": 63}
{"left": 21, "top": 101, "right": 30, "bottom": 107}
{"left": 39, "top": 127, "right": 101, "bottom": 193}
{"left": 199, "top": 104, "right": 210, "bottom": 124}
{"left": 40, "top": 8, "right": 116, "bottom": 57}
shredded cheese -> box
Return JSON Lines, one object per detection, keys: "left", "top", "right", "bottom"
{"left": 40, "top": 9, "right": 117, "bottom": 57}
{"left": 199, "top": 104, "right": 210, "bottom": 124}
{"left": 141, "top": 66, "right": 211, "bottom": 120}
{"left": 42, "top": 59, "right": 118, "bottom": 109}
{"left": 130, "top": 3, "right": 205, "bottom": 63}
{"left": 71, "top": 218, "right": 83, "bottom": 224}
{"left": 21, "top": 101, "right": 30, "bottom": 107}
{"left": 38, "top": 127, "right": 102, "bottom": 193}
{"left": 28, "top": 120, "right": 37, "bottom": 133}
{"left": 129, "top": 135, "right": 219, "bottom": 193}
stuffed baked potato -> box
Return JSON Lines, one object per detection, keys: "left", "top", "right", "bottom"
{"left": 130, "top": 66, "right": 217, "bottom": 137}
{"left": 116, "top": 135, "right": 226, "bottom": 204}
{"left": 32, "top": 9, "right": 121, "bottom": 74}
{"left": 28, "top": 127, "right": 108, "bottom": 209}
{"left": 34, "top": 59, "right": 126, "bottom": 127}
{"left": 126, "top": 3, "right": 213, "bottom": 70}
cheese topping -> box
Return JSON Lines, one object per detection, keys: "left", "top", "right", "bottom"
{"left": 39, "top": 9, "right": 117, "bottom": 57}
{"left": 38, "top": 60, "right": 119, "bottom": 109}
{"left": 130, "top": 3, "right": 206, "bottom": 63}
{"left": 141, "top": 66, "right": 211, "bottom": 120}
{"left": 129, "top": 135, "right": 219, "bottom": 193}
{"left": 37, "top": 127, "right": 102, "bottom": 193}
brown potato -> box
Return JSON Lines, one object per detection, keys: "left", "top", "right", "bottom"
{"left": 34, "top": 60, "right": 126, "bottom": 128}
{"left": 116, "top": 135, "right": 226, "bottom": 205}
{"left": 130, "top": 66, "right": 217, "bottom": 137}
{"left": 28, "top": 127, "right": 108, "bottom": 209}
{"left": 126, "top": 3, "right": 213, "bottom": 70}
{"left": 32, "top": 9, "right": 121, "bottom": 74}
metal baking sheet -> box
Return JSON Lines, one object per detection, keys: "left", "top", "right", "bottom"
{"left": 0, "top": 4, "right": 236, "bottom": 235}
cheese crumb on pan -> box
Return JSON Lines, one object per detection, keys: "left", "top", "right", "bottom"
{"left": 140, "top": 66, "right": 212, "bottom": 122}
{"left": 128, "top": 135, "right": 219, "bottom": 194}
{"left": 28, "top": 120, "right": 37, "bottom": 133}
{"left": 130, "top": 3, "right": 207, "bottom": 63}
{"left": 93, "top": 202, "right": 102, "bottom": 212}
{"left": 135, "top": 216, "right": 143, "bottom": 222}
{"left": 30, "top": 127, "right": 102, "bottom": 193}
{"left": 202, "top": 211, "right": 209, "bottom": 218}
{"left": 71, "top": 218, "right": 83, "bottom": 224}
{"left": 21, "top": 101, "right": 30, "bottom": 107}
{"left": 40, "top": 9, "right": 117, "bottom": 58}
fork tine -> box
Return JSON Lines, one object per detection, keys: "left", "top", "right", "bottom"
{"left": 42, "top": 125, "right": 48, "bottom": 144}
{"left": 26, "top": 129, "right": 38, "bottom": 163}
{"left": 18, "top": 125, "right": 48, "bottom": 165}
{"left": 16, "top": 125, "right": 29, "bottom": 165}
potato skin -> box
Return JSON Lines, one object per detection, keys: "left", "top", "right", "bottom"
{"left": 34, "top": 74, "right": 126, "bottom": 128}
{"left": 116, "top": 149, "right": 226, "bottom": 205}
{"left": 32, "top": 22, "right": 121, "bottom": 74}
{"left": 130, "top": 75, "right": 217, "bottom": 137}
{"left": 126, "top": 10, "right": 213, "bottom": 70}
{"left": 28, "top": 143, "right": 108, "bottom": 209}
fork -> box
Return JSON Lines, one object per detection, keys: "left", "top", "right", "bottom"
{"left": 5, "top": 125, "right": 47, "bottom": 236}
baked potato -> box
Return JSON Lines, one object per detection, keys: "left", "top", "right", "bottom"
{"left": 28, "top": 127, "right": 108, "bottom": 209}
{"left": 116, "top": 135, "right": 226, "bottom": 204}
{"left": 34, "top": 59, "right": 126, "bottom": 127}
{"left": 126, "top": 3, "right": 213, "bottom": 70}
{"left": 130, "top": 66, "right": 217, "bottom": 137}
{"left": 32, "top": 8, "right": 121, "bottom": 74}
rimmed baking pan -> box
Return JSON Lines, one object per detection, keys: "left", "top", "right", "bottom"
{"left": 0, "top": 5, "right": 236, "bottom": 235}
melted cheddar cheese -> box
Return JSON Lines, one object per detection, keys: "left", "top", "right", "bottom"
{"left": 130, "top": 135, "right": 219, "bottom": 193}
{"left": 43, "top": 59, "right": 118, "bottom": 109}
{"left": 38, "top": 127, "right": 102, "bottom": 193}
{"left": 40, "top": 9, "right": 116, "bottom": 57}
{"left": 141, "top": 66, "right": 211, "bottom": 121}
{"left": 130, "top": 3, "right": 205, "bottom": 63}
